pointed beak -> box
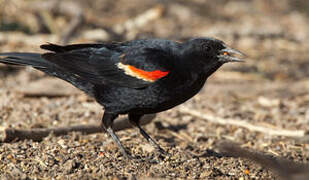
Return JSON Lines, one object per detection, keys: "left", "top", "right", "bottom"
{"left": 217, "top": 47, "right": 246, "bottom": 63}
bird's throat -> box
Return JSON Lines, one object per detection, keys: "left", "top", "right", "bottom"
{"left": 204, "top": 62, "right": 224, "bottom": 77}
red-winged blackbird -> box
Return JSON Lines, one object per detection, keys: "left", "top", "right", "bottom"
{"left": 0, "top": 37, "right": 244, "bottom": 158}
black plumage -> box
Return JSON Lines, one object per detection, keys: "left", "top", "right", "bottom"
{"left": 0, "top": 37, "right": 244, "bottom": 158}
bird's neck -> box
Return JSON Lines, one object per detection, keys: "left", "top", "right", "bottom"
{"left": 178, "top": 55, "right": 223, "bottom": 77}
{"left": 203, "top": 62, "right": 223, "bottom": 77}
{"left": 179, "top": 46, "right": 205, "bottom": 72}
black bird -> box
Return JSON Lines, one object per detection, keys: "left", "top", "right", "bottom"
{"left": 0, "top": 37, "right": 244, "bottom": 158}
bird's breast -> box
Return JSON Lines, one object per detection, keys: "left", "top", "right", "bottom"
{"left": 139, "top": 74, "right": 207, "bottom": 112}
{"left": 99, "top": 74, "right": 207, "bottom": 114}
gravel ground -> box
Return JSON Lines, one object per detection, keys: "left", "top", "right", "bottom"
{"left": 0, "top": 0, "right": 309, "bottom": 179}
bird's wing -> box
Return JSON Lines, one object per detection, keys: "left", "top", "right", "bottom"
{"left": 41, "top": 43, "right": 173, "bottom": 89}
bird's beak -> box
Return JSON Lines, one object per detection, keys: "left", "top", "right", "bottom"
{"left": 217, "top": 46, "right": 246, "bottom": 63}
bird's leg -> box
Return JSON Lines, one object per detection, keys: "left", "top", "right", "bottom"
{"left": 128, "top": 113, "right": 168, "bottom": 156}
{"left": 101, "top": 112, "right": 131, "bottom": 159}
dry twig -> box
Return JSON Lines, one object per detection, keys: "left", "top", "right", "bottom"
{"left": 30, "top": 0, "right": 84, "bottom": 44}
{"left": 113, "top": 4, "right": 165, "bottom": 39}
{"left": 179, "top": 106, "right": 306, "bottom": 137}
{"left": 0, "top": 114, "right": 155, "bottom": 143}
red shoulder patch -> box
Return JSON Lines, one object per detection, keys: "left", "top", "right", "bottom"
{"left": 117, "top": 63, "right": 169, "bottom": 82}
{"left": 128, "top": 65, "right": 169, "bottom": 81}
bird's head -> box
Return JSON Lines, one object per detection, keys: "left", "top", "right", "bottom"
{"left": 181, "top": 37, "right": 245, "bottom": 74}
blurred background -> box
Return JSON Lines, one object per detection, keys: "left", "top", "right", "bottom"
{"left": 0, "top": 0, "right": 309, "bottom": 179}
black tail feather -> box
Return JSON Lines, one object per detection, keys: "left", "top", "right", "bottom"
{"left": 0, "top": 52, "right": 52, "bottom": 68}
{"left": 0, "top": 52, "right": 95, "bottom": 97}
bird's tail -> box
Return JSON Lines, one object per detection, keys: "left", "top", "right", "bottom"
{"left": 0, "top": 52, "right": 96, "bottom": 97}
{"left": 0, "top": 52, "right": 53, "bottom": 68}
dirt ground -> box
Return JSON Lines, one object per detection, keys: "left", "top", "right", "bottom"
{"left": 1, "top": 0, "right": 309, "bottom": 179}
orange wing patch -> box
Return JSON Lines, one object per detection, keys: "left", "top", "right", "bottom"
{"left": 117, "top": 63, "right": 169, "bottom": 82}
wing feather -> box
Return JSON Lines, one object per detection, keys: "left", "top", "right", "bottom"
{"left": 41, "top": 43, "right": 173, "bottom": 89}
